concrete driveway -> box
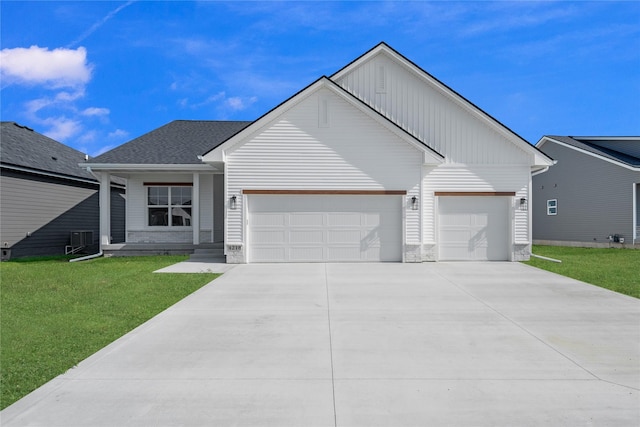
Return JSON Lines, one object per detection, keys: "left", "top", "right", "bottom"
{"left": 2, "top": 262, "right": 639, "bottom": 426}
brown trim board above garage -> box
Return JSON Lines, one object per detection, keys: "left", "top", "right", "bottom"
{"left": 243, "top": 190, "right": 407, "bottom": 195}
{"left": 435, "top": 192, "right": 516, "bottom": 196}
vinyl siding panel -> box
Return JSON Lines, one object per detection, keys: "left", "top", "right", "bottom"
{"left": 423, "top": 165, "right": 528, "bottom": 244}
{"left": 533, "top": 143, "right": 639, "bottom": 243}
{"left": 0, "top": 170, "right": 99, "bottom": 258}
{"left": 335, "top": 52, "right": 533, "bottom": 166}
{"left": 225, "top": 87, "right": 422, "bottom": 244}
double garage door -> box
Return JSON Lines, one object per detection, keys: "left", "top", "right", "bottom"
{"left": 438, "top": 196, "right": 510, "bottom": 261}
{"left": 247, "top": 194, "right": 511, "bottom": 262}
{"left": 248, "top": 195, "right": 402, "bottom": 262}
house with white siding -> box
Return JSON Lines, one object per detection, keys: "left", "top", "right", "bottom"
{"left": 85, "top": 42, "right": 554, "bottom": 262}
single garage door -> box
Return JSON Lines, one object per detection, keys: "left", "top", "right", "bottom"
{"left": 439, "top": 196, "right": 510, "bottom": 261}
{"left": 249, "top": 195, "right": 402, "bottom": 262}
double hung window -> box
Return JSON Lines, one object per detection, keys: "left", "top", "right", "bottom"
{"left": 147, "top": 186, "right": 192, "bottom": 226}
{"left": 547, "top": 199, "right": 557, "bottom": 216}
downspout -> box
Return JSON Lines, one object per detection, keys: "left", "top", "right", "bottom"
{"left": 70, "top": 166, "right": 103, "bottom": 262}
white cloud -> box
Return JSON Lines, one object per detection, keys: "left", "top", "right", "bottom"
{"left": 0, "top": 46, "right": 92, "bottom": 88}
{"left": 82, "top": 107, "right": 110, "bottom": 117}
{"left": 108, "top": 129, "right": 129, "bottom": 139}
{"left": 41, "top": 117, "right": 82, "bottom": 141}
{"left": 226, "top": 96, "right": 257, "bottom": 111}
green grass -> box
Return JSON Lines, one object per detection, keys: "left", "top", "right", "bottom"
{"left": 0, "top": 255, "right": 218, "bottom": 409}
{"left": 524, "top": 245, "right": 640, "bottom": 298}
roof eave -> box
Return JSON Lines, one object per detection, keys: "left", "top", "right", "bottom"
{"left": 538, "top": 136, "right": 640, "bottom": 171}
{"left": 82, "top": 163, "right": 220, "bottom": 172}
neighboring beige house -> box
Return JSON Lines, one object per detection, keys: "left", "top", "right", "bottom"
{"left": 85, "top": 42, "right": 554, "bottom": 263}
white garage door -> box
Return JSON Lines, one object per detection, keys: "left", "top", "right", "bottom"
{"left": 439, "top": 197, "right": 510, "bottom": 261}
{"left": 249, "top": 195, "right": 402, "bottom": 262}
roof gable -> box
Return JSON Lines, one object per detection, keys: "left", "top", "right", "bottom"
{"left": 0, "top": 121, "right": 96, "bottom": 181}
{"left": 202, "top": 76, "right": 444, "bottom": 165}
{"left": 332, "top": 42, "right": 554, "bottom": 168}
{"left": 537, "top": 136, "right": 640, "bottom": 170}
{"left": 89, "top": 120, "right": 251, "bottom": 165}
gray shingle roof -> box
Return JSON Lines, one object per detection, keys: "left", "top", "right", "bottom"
{"left": 89, "top": 120, "right": 252, "bottom": 164}
{"left": 544, "top": 136, "right": 640, "bottom": 168}
{"left": 0, "top": 121, "right": 96, "bottom": 181}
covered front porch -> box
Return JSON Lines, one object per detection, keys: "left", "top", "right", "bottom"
{"left": 91, "top": 165, "right": 227, "bottom": 251}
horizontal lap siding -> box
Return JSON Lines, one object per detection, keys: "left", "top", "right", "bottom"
{"left": 533, "top": 143, "right": 639, "bottom": 243}
{"left": 423, "top": 166, "right": 529, "bottom": 243}
{"left": 0, "top": 171, "right": 99, "bottom": 257}
{"left": 226, "top": 88, "right": 423, "bottom": 244}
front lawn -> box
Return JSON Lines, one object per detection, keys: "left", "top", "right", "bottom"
{"left": 524, "top": 245, "right": 639, "bottom": 298}
{"left": 0, "top": 255, "right": 217, "bottom": 409}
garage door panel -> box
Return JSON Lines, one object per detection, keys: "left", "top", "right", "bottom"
{"left": 290, "top": 213, "right": 323, "bottom": 226}
{"left": 328, "top": 229, "right": 361, "bottom": 243}
{"left": 249, "top": 195, "right": 401, "bottom": 262}
{"left": 252, "top": 230, "right": 287, "bottom": 244}
{"left": 252, "top": 213, "right": 286, "bottom": 226}
{"left": 290, "top": 247, "right": 324, "bottom": 261}
{"left": 439, "top": 197, "right": 509, "bottom": 261}
{"left": 252, "top": 247, "right": 287, "bottom": 262}
{"left": 327, "top": 212, "right": 362, "bottom": 226}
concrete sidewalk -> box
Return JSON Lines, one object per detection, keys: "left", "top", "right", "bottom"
{"left": 2, "top": 262, "right": 639, "bottom": 426}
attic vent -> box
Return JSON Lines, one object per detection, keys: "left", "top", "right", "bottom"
{"left": 376, "top": 64, "right": 386, "bottom": 93}
{"left": 51, "top": 156, "right": 58, "bottom": 161}
{"left": 318, "top": 96, "right": 330, "bottom": 128}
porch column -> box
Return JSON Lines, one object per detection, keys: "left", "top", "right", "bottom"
{"left": 192, "top": 172, "right": 200, "bottom": 245}
{"left": 99, "top": 171, "right": 111, "bottom": 246}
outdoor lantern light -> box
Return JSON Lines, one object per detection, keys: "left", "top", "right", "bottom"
{"left": 411, "top": 196, "right": 418, "bottom": 210}
{"left": 230, "top": 195, "right": 237, "bottom": 210}
{"left": 519, "top": 197, "right": 528, "bottom": 211}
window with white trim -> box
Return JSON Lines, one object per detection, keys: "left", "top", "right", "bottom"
{"left": 147, "top": 186, "right": 192, "bottom": 226}
{"left": 547, "top": 199, "right": 557, "bottom": 216}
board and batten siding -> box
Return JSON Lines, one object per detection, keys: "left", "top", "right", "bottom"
{"left": 334, "top": 52, "right": 533, "bottom": 166}
{"left": 422, "top": 165, "right": 530, "bottom": 259}
{"left": 126, "top": 173, "right": 215, "bottom": 243}
{"left": 0, "top": 170, "right": 99, "bottom": 258}
{"left": 225, "top": 87, "right": 424, "bottom": 248}
{"left": 533, "top": 142, "right": 640, "bottom": 244}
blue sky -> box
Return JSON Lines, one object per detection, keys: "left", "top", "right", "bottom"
{"left": 1, "top": 1, "right": 639, "bottom": 157}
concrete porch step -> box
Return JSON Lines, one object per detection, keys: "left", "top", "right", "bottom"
{"left": 190, "top": 247, "right": 224, "bottom": 261}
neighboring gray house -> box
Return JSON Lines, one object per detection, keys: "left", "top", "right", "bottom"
{"left": 85, "top": 43, "right": 554, "bottom": 263}
{"left": 533, "top": 136, "right": 640, "bottom": 247}
{"left": 0, "top": 121, "right": 125, "bottom": 260}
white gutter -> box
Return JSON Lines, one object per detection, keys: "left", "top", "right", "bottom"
{"left": 69, "top": 249, "right": 103, "bottom": 262}
{"left": 82, "top": 163, "right": 218, "bottom": 171}
{"left": 530, "top": 253, "right": 562, "bottom": 263}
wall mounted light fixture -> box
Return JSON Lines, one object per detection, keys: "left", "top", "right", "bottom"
{"left": 230, "top": 195, "right": 237, "bottom": 210}
{"left": 519, "top": 197, "right": 528, "bottom": 211}
{"left": 411, "top": 196, "right": 418, "bottom": 210}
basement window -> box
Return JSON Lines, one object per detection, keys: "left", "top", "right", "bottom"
{"left": 547, "top": 199, "right": 557, "bottom": 216}
{"left": 147, "top": 186, "right": 192, "bottom": 226}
